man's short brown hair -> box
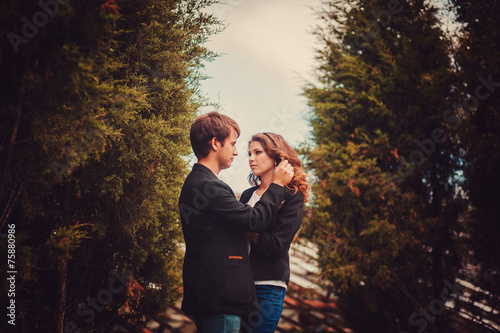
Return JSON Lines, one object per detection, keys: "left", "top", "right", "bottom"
{"left": 190, "top": 112, "right": 240, "bottom": 159}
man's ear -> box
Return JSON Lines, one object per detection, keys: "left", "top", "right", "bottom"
{"left": 210, "top": 137, "right": 220, "bottom": 151}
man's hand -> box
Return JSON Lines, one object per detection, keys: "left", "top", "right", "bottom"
{"left": 272, "top": 159, "right": 294, "bottom": 187}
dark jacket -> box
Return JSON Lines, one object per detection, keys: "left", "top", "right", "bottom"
{"left": 240, "top": 186, "right": 304, "bottom": 284}
{"left": 178, "top": 164, "right": 291, "bottom": 317}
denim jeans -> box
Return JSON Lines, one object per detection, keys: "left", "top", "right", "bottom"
{"left": 250, "top": 285, "right": 286, "bottom": 333}
{"left": 194, "top": 314, "right": 241, "bottom": 333}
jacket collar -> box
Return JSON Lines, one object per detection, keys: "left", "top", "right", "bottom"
{"left": 192, "top": 163, "right": 219, "bottom": 180}
{"left": 240, "top": 186, "right": 260, "bottom": 203}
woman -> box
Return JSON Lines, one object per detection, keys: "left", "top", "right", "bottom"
{"left": 240, "top": 132, "right": 310, "bottom": 332}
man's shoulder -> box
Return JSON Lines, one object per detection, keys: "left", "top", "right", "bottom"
{"left": 181, "top": 166, "right": 231, "bottom": 199}
{"left": 183, "top": 164, "right": 217, "bottom": 185}
{"left": 189, "top": 163, "right": 217, "bottom": 178}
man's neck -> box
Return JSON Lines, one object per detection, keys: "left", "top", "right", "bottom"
{"left": 198, "top": 158, "right": 220, "bottom": 176}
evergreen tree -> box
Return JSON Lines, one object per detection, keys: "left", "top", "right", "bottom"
{"left": 0, "top": 0, "right": 219, "bottom": 332}
{"left": 450, "top": 0, "right": 500, "bottom": 325}
{"left": 303, "top": 1, "right": 463, "bottom": 331}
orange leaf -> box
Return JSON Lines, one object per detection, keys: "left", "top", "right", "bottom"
{"left": 391, "top": 148, "right": 399, "bottom": 161}
{"left": 101, "top": 0, "right": 119, "bottom": 14}
{"left": 348, "top": 179, "right": 361, "bottom": 197}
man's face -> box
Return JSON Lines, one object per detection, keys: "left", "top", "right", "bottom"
{"left": 217, "top": 127, "right": 238, "bottom": 170}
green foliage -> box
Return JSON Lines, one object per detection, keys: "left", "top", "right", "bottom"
{"left": 1, "top": 0, "right": 220, "bottom": 331}
{"left": 451, "top": 0, "right": 500, "bottom": 309}
{"left": 303, "top": 0, "right": 464, "bottom": 331}
{"left": 45, "top": 224, "right": 91, "bottom": 267}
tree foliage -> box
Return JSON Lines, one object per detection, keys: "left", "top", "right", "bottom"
{"left": 450, "top": 0, "right": 500, "bottom": 319}
{"left": 303, "top": 1, "right": 464, "bottom": 331}
{"left": 0, "top": 0, "right": 219, "bottom": 331}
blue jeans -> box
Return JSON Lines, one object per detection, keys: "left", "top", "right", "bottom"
{"left": 194, "top": 314, "right": 241, "bottom": 333}
{"left": 247, "top": 285, "right": 286, "bottom": 333}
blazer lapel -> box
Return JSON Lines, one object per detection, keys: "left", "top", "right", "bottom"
{"left": 240, "top": 186, "right": 259, "bottom": 204}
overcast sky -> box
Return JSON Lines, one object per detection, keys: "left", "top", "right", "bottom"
{"left": 199, "top": 0, "right": 323, "bottom": 193}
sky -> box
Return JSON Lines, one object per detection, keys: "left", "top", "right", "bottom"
{"left": 198, "top": 0, "right": 323, "bottom": 194}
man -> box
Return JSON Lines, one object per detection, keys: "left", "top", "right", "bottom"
{"left": 179, "top": 112, "right": 294, "bottom": 332}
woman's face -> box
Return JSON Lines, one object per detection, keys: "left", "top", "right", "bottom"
{"left": 248, "top": 141, "right": 275, "bottom": 178}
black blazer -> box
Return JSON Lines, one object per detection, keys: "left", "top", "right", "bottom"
{"left": 178, "top": 164, "right": 291, "bottom": 317}
{"left": 240, "top": 186, "right": 304, "bottom": 285}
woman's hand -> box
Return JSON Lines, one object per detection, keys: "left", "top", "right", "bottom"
{"left": 272, "top": 159, "right": 294, "bottom": 187}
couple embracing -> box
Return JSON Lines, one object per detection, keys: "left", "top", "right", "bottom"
{"left": 179, "top": 112, "right": 310, "bottom": 332}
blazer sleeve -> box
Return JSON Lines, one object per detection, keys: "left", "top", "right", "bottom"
{"left": 251, "top": 191, "right": 304, "bottom": 259}
{"left": 204, "top": 180, "right": 291, "bottom": 232}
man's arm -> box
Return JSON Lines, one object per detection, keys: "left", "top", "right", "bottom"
{"left": 205, "top": 181, "right": 292, "bottom": 232}
{"left": 181, "top": 160, "right": 293, "bottom": 232}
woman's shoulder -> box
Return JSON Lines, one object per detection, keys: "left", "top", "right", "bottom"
{"left": 286, "top": 187, "right": 305, "bottom": 204}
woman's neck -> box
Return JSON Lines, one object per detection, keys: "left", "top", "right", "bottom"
{"left": 256, "top": 172, "right": 273, "bottom": 195}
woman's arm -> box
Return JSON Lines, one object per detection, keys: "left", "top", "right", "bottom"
{"left": 250, "top": 191, "right": 304, "bottom": 259}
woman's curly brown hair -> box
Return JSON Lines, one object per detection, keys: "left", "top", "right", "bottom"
{"left": 247, "top": 132, "right": 310, "bottom": 202}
